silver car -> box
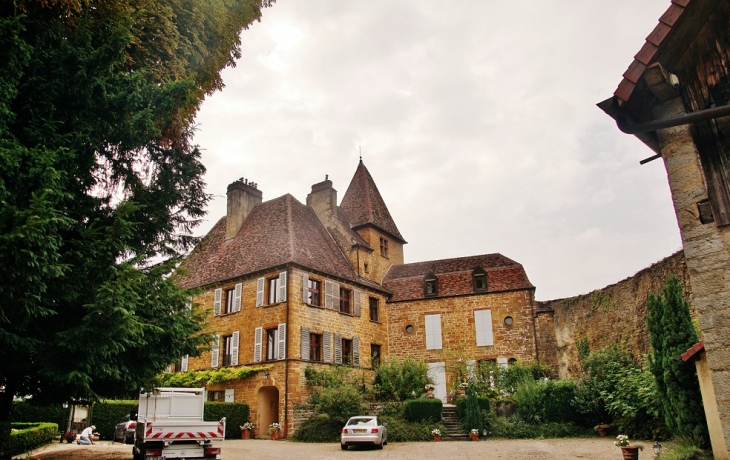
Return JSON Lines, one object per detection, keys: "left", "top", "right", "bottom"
{"left": 341, "top": 416, "right": 387, "bottom": 450}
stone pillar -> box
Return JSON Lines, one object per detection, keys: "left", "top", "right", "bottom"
{"left": 655, "top": 97, "right": 730, "bottom": 455}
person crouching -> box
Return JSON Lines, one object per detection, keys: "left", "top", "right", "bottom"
{"left": 78, "top": 425, "right": 96, "bottom": 445}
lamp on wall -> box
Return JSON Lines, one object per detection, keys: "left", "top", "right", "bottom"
{"left": 262, "top": 370, "right": 269, "bottom": 380}
{"left": 652, "top": 441, "right": 662, "bottom": 458}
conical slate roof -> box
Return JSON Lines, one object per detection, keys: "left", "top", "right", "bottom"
{"left": 340, "top": 160, "right": 406, "bottom": 243}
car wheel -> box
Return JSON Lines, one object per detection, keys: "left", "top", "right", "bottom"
{"left": 340, "top": 443, "right": 348, "bottom": 450}
{"left": 376, "top": 441, "right": 383, "bottom": 450}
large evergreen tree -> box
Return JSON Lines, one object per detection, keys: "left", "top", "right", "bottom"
{"left": 646, "top": 275, "right": 708, "bottom": 443}
{"left": 0, "top": 0, "right": 273, "bottom": 424}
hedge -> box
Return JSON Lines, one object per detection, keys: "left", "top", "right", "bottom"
{"left": 455, "top": 396, "right": 490, "bottom": 420}
{"left": 9, "top": 401, "right": 69, "bottom": 434}
{"left": 403, "top": 398, "right": 443, "bottom": 423}
{"left": 204, "top": 402, "right": 250, "bottom": 439}
{"left": 292, "top": 415, "right": 343, "bottom": 443}
{"left": 4, "top": 422, "right": 57, "bottom": 455}
{"left": 93, "top": 400, "right": 138, "bottom": 440}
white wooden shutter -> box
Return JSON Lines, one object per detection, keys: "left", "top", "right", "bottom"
{"left": 323, "top": 332, "right": 332, "bottom": 363}
{"left": 302, "top": 274, "right": 310, "bottom": 305}
{"left": 181, "top": 355, "right": 189, "bottom": 372}
{"left": 224, "top": 389, "right": 234, "bottom": 403}
{"left": 278, "top": 323, "right": 286, "bottom": 360}
{"left": 230, "top": 331, "right": 240, "bottom": 365}
{"left": 277, "top": 272, "right": 287, "bottom": 303}
{"left": 466, "top": 359, "right": 476, "bottom": 380}
{"left": 254, "top": 327, "right": 263, "bottom": 363}
{"left": 334, "top": 333, "right": 342, "bottom": 364}
{"left": 474, "top": 310, "right": 494, "bottom": 346}
{"left": 234, "top": 283, "right": 242, "bottom": 312}
{"left": 354, "top": 291, "right": 361, "bottom": 317}
{"left": 186, "top": 296, "right": 193, "bottom": 310}
{"left": 256, "top": 277, "right": 265, "bottom": 307}
{"left": 497, "top": 357, "right": 509, "bottom": 369}
{"left": 425, "top": 314, "right": 443, "bottom": 350}
{"left": 325, "top": 280, "right": 337, "bottom": 310}
{"left": 301, "top": 327, "right": 310, "bottom": 361}
{"left": 211, "top": 335, "right": 220, "bottom": 368}
{"left": 214, "top": 288, "right": 222, "bottom": 316}
{"left": 353, "top": 337, "right": 360, "bottom": 367}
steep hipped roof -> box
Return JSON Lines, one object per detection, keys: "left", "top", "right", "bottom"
{"left": 177, "top": 194, "right": 359, "bottom": 289}
{"left": 340, "top": 160, "right": 406, "bottom": 243}
{"left": 383, "top": 254, "right": 534, "bottom": 302}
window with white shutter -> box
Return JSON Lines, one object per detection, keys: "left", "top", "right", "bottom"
{"left": 323, "top": 332, "right": 332, "bottom": 363}
{"left": 224, "top": 389, "right": 235, "bottom": 403}
{"left": 234, "top": 283, "right": 242, "bottom": 312}
{"left": 497, "top": 357, "right": 508, "bottom": 369}
{"left": 181, "top": 355, "right": 189, "bottom": 372}
{"left": 256, "top": 278, "right": 265, "bottom": 307}
{"left": 353, "top": 291, "right": 361, "bottom": 317}
{"left": 278, "top": 323, "right": 286, "bottom": 360}
{"left": 230, "top": 331, "right": 239, "bottom": 365}
{"left": 474, "top": 309, "right": 494, "bottom": 346}
{"left": 277, "top": 272, "right": 287, "bottom": 303}
{"left": 254, "top": 327, "right": 263, "bottom": 362}
{"left": 334, "top": 333, "right": 342, "bottom": 364}
{"left": 353, "top": 337, "right": 360, "bottom": 367}
{"left": 301, "top": 327, "right": 310, "bottom": 361}
{"left": 211, "top": 335, "right": 220, "bottom": 368}
{"left": 214, "top": 288, "right": 222, "bottom": 316}
{"left": 324, "top": 280, "right": 338, "bottom": 310}
{"left": 425, "top": 314, "right": 443, "bottom": 350}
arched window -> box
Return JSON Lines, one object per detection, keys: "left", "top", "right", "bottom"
{"left": 472, "top": 267, "right": 487, "bottom": 292}
{"left": 424, "top": 272, "right": 438, "bottom": 297}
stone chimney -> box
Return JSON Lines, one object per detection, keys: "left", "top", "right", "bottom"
{"left": 226, "top": 177, "right": 263, "bottom": 240}
{"left": 307, "top": 175, "right": 338, "bottom": 226}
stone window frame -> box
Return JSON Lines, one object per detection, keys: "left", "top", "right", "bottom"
{"left": 307, "top": 277, "right": 322, "bottom": 307}
{"left": 369, "top": 297, "right": 379, "bottom": 322}
{"left": 424, "top": 272, "right": 438, "bottom": 297}
{"left": 379, "top": 237, "right": 389, "bottom": 258}
{"left": 472, "top": 267, "right": 487, "bottom": 293}
{"left": 339, "top": 287, "right": 352, "bottom": 314}
{"left": 310, "top": 332, "right": 323, "bottom": 362}
{"left": 370, "top": 343, "right": 381, "bottom": 367}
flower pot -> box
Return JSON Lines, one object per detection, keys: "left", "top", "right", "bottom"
{"left": 596, "top": 425, "right": 609, "bottom": 437}
{"left": 620, "top": 446, "right": 640, "bottom": 460}
{"left": 469, "top": 433, "right": 478, "bottom": 441}
{"left": 270, "top": 430, "right": 280, "bottom": 440}
{"left": 459, "top": 389, "right": 466, "bottom": 397}
{"left": 433, "top": 435, "right": 441, "bottom": 442}
{"left": 427, "top": 389, "right": 434, "bottom": 398}
{"left": 241, "top": 429, "right": 251, "bottom": 440}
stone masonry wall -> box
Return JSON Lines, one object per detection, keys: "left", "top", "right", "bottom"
{"left": 539, "top": 250, "right": 688, "bottom": 378}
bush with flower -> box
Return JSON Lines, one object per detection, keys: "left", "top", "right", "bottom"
{"left": 431, "top": 428, "right": 441, "bottom": 436}
{"left": 425, "top": 384, "right": 435, "bottom": 391}
{"left": 240, "top": 422, "right": 254, "bottom": 430}
{"left": 615, "top": 434, "right": 630, "bottom": 447}
{"left": 268, "top": 422, "right": 282, "bottom": 434}
{"left": 470, "top": 429, "right": 479, "bottom": 435}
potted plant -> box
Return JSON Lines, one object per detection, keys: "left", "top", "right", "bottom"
{"left": 594, "top": 423, "right": 610, "bottom": 437}
{"left": 469, "top": 428, "right": 479, "bottom": 441}
{"left": 268, "top": 422, "right": 282, "bottom": 440}
{"left": 431, "top": 428, "right": 441, "bottom": 441}
{"left": 615, "top": 434, "right": 642, "bottom": 460}
{"left": 425, "top": 383, "right": 435, "bottom": 398}
{"left": 459, "top": 382, "right": 468, "bottom": 397}
{"left": 240, "top": 422, "right": 254, "bottom": 439}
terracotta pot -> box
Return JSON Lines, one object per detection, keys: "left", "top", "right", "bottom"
{"left": 433, "top": 435, "right": 441, "bottom": 442}
{"left": 241, "top": 429, "right": 251, "bottom": 440}
{"left": 427, "top": 389, "right": 434, "bottom": 398}
{"left": 270, "top": 430, "right": 280, "bottom": 440}
{"left": 620, "top": 446, "right": 640, "bottom": 460}
{"left": 469, "top": 433, "right": 478, "bottom": 441}
{"left": 459, "top": 389, "right": 466, "bottom": 396}
{"left": 596, "top": 425, "right": 609, "bottom": 437}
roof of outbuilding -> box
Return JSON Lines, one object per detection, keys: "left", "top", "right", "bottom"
{"left": 176, "top": 194, "right": 359, "bottom": 289}
{"left": 340, "top": 160, "right": 406, "bottom": 243}
{"left": 382, "top": 254, "right": 534, "bottom": 302}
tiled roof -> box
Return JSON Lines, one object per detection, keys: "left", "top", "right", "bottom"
{"left": 681, "top": 340, "right": 704, "bottom": 362}
{"left": 177, "top": 194, "right": 358, "bottom": 289}
{"left": 382, "top": 254, "right": 534, "bottom": 302}
{"left": 340, "top": 161, "right": 406, "bottom": 243}
{"left": 613, "top": 0, "right": 692, "bottom": 103}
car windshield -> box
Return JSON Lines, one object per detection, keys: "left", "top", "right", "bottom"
{"left": 347, "top": 418, "right": 376, "bottom": 426}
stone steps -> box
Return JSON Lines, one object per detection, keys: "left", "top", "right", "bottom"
{"left": 441, "top": 405, "right": 469, "bottom": 441}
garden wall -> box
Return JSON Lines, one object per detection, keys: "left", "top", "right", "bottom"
{"left": 539, "top": 250, "right": 690, "bottom": 378}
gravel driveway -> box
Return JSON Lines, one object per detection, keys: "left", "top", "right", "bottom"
{"left": 20, "top": 438, "right": 656, "bottom": 460}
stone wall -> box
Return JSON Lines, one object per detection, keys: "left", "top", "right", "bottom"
{"left": 539, "top": 250, "right": 689, "bottom": 378}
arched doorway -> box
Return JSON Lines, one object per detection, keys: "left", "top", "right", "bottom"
{"left": 257, "top": 386, "right": 279, "bottom": 437}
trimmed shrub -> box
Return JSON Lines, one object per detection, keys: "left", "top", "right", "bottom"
{"left": 0, "top": 421, "right": 11, "bottom": 453}
{"left": 9, "top": 401, "right": 69, "bottom": 434}
{"left": 455, "top": 396, "right": 490, "bottom": 420}
{"left": 316, "top": 386, "right": 366, "bottom": 423}
{"left": 513, "top": 379, "right": 577, "bottom": 424}
{"left": 204, "top": 402, "right": 250, "bottom": 440}
{"left": 488, "top": 418, "right": 592, "bottom": 439}
{"left": 6, "top": 422, "right": 57, "bottom": 454}
{"left": 292, "top": 415, "right": 343, "bottom": 443}
{"left": 403, "top": 398, "right": 442, "bottom": 423}
{"left": 379, "top": 416, "right": 444, "bottom": 442}
{"left": 92, "top": 400, "right": 138, "bottom": 440}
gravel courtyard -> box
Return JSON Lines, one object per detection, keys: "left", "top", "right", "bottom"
{"left": 19, "top": 438, "right": 658, "bottom": 460}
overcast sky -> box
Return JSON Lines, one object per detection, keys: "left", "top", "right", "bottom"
{"left": 191, "top": 0, "right": 682, "bottom": 301}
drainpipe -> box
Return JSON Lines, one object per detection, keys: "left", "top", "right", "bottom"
{"left": 284, "top": 264, "right": 291, "bottom": 438}
{"left": 614, "top": 103, "right": 730, "bottom": 135}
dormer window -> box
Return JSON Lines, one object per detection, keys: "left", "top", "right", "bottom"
{"left": 424, "top": 272, "right": 438, "bottom": 297}
{"left": 473, "top": 267, "right": 487, "bottom": 292}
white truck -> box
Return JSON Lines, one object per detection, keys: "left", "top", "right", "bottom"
{"left": 132, "top": 387, "right": 225, "bottom": 460}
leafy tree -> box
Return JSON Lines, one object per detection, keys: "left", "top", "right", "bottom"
{"left": 0, "top": 0, "right": 273, "bottom": 427}
{"left": 647, "top": 276, "right": 708, "bottom": 443}
{"left": 373, "top": 357, "right": 430, "bottom": 401}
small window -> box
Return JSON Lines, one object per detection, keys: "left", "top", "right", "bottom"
{"left": 222, "top": 335, "right": 234, "bottom": 366}
{"left": 342, "top": 338, "right": 353, "bottom": 365}
{"left": 207, "top": 390, "right": 225, "bottom": 402}
{"left": 508, "top": 358, "right": 518, "bottom": 366}
{"left": 339, "top": 287, "right": 351, "bottom": 314}
{"left": 307, "top": 279, "right": 321, "bottom": 307}
{"left": 380, "top": 237, "right": 389, "bottom": 258}
{"left": 369, "top": 297, "right": 379, "bottom": 322}
{"left": 266, "top": 328, "right": 279, "bottom": 361}
{"left": 371, "top": 344, "right": 381, "bottom": 367}
{"left": 405, "top": 325, "right": 414, "bottom": 334}
{"left": 424, "top": 272, "right": 438, "bottom": 297}
{"left": 310, "top": 333, "right": 322, "bottom": 362}
{"left": 504, "top": 316, "right": 514, "bottom": 326}
{"left": 267, "top": 277, "right": 279, "bottom": 305}
{"left": 224, "top": 288, "right": 235, "bottom": 314}
{"left": 473, "top": 268, "right": 487, "bottom": 292}
{"left": 363, "top": 262, "right": 369, "bottom": 274}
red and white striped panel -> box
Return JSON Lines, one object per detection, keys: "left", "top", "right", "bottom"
{"left": 145, "top": 421, "right": 225, "bottom": 440}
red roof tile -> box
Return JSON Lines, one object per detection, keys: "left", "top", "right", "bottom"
{"left": 383, "top": 254, "right": 534, "bottom": 302}
{"left": 341, "top": 161, "right": 406, "bottom": 243}
{"left": 681, "top": 340, "right": 704, "bottom": 362}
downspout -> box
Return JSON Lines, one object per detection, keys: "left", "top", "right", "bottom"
{"left": 284, "top": 264, "right": 291, "bottom": 438}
